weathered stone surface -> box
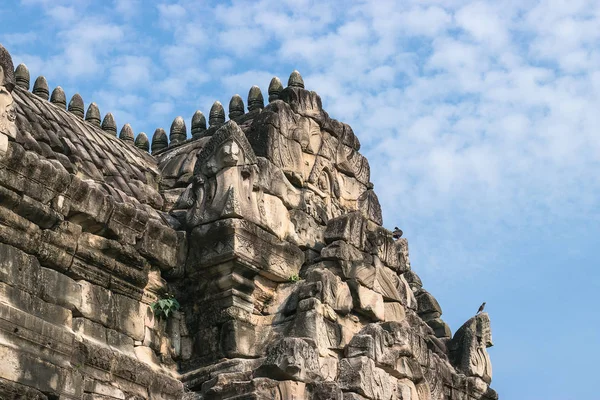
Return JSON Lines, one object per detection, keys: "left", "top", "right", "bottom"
{"left": 152, "top": 127, "right": 168, "bottom": 153}
{"left": 257, "top": 337, "right": 321, "bottom": 382}
{"left": 119, "top": 123, "right": 135, "bottom": 144}
{"left": 306, "top": 267, "right": 353, "bottom": 314}
{"left": 338, "top": 356, "right": 398, "bottom": 399}
{"left": 209, "top": 100, "right": 225, "bottom": 127}
{"left": 50, "top": 86, "right": 66, "bottom": 108}
{"left": 32, "top": 76, "right": 49, "bottom": 100}
{"left": 269, "top": 76, "right": 283, "bottom": 102}
{"left": 449, "top": 312, "right": 494, "bottom": 384}
{"left": 427, "top": 317, "right": 452, "bottom": 339}
{"left": 247, "top": 85, "right": 264, "bottom": 112}
{"left": 417, "top": 290, "right": 443, "bottom": 320}
{"left": 85, "top": 102, "right": 101, "bottom": 127}
{"left": 68, "top": 93, "right": 84, "bottom": 118}
{"left": 0, "top": 42, "right": 496, "bottom": 400}
{"left": 135, "top": 132, "right": 150, "bottom": 152}
{"left": 188, "top": 218, "right": 304, "bottom": 282}
{"left": 14, "top": 63, "right": 29, "bottom": 90}
{"left": 228, "top": 94, "right": 245, "bottom": 120}
{"left": 191, "top": 110, "right": 207, "bottom": 138}
{"left": 170, "top": 115, "right": 187, "bottom": 145}
{"left": 357, "top": 189, "right": 382, "bottom": 225}
{"left": 349, "top": 281, "right": 385, "bottom": 322}
{"left": 101, "top": 112, "right": 117, "bottom": 135}
{"left": 78, "top": 281, "right": 147, "bottom": 341}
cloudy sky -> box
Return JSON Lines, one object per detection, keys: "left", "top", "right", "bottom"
{"left": 2, "top": 0, "right": 599, "bottom": 398}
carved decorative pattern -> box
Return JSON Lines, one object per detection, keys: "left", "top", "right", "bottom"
{"left": 195, "top": 121, "right": 257, "bottom": 176}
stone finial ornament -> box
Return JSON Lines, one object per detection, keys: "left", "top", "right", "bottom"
{"left": 228, "top": 94, "right": 244, "bottom": 120}
{"left": 169, "top": 116, "right": 187, "bottom": 145}
{"left": 247, "top": 85, "right": 264, "bottom": 112}
{"left": 14, "top": 64, "right": 30, "bottom": 90}
{"left": 268, "top": 77, "right": 283, "bottom": 102}
{"left": 151, "top": 127, "right": 168, "bottom": 154}
{"left": 85, "top": 102, "right": 101, "bottom": 127}
{"left": 68, "top": 93, "right": 84, "bottom": 118}
{"left": 32, "top": 76, "right": 49, "bottom": 100}
{"left": 449, "top": 312, "right": 494, "bottom": 384}
{"left": 288, "top": 70, "right": 304, "bottom": 89}
{"left": 191, "top": 110, "right": 206, "bottom": 138}
{"left": 135, "top": 132, "right": 150, "bottom": 152}
{"left": 101, "top": 112, "right": 117, "bottom": 136}
{"left": 209, "top": 101, "right": 225, "bottom": 128}
{"left": 119, "top": 123, "right": 135, "bottom": 144}
{"left": 50, "top": 86, "right": 67, "bottom": 109}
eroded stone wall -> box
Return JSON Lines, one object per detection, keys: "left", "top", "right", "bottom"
{"left": 0, "top": 42, "right": 497, "bottom": 400}
{"left": 0, "top": 45, "right": 183, "bottom": 400}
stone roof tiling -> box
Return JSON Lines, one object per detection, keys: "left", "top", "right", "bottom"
{"left": 11, "top": 86, "right": 165, "bottom": 211}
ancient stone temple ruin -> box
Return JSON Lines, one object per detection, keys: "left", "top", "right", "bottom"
{"left": 0, "top": 43, "right": 496, "bottom": 399}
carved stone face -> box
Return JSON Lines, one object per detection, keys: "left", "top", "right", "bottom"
{"left": 277, "top": 353, "right": 304, "bottom": 379}
{"left": 0, "top": 85, "right": 17, "bottom": 139}
{"left": 217, "top": 139, "right": 240, "bottom": 167}
{"left": 478, "top": 317, "right": 494, "bottom": 348}
{"left": 318, "top": 171, "right": 329, "bottom": 192}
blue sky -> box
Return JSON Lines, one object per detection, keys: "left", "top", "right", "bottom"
{"left": 2, "top": 1, "right": 599, "bottom": 398}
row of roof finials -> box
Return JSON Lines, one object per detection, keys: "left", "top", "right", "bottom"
{"left": 12, "top": 63, "right": 306, "bottom": 155}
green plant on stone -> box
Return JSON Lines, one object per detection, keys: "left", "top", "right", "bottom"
{"left": 288, "top": 274, "right": 301, "bottom": 283}
{"left": 151, "top": 293, "right": 180, "bottom": 319}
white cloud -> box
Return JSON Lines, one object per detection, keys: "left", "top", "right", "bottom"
{"left": 157, "top": 3, "right": 186, "bottom": 22}
{"left": 6, "top": 0, "right": 599, "bottom": 281}
{"left": 149, "top": 101, "right": 174, "bottom": 117}
{"left": 114, "top": 0, "right": 139, "bottom": 16}
{"left": 109, "top": 56, "right": 152, "bottom": 89}
{"left": 46, "top": 5, "right": 77, "bottom": 23}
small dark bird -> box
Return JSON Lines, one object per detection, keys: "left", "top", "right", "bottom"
{"left": 392, "top": 227, "right": 403, "bottom": 240}
{"left": 477, "top": 302, "right": 486, "bottom": 314}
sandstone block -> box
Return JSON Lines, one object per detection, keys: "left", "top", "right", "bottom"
{"left": 427, "top": 318, "right": 452, "bottom": 339}
{"left": 384, "top": 302, "right": 406, "bottom": 323}
{"left": 39, "top": 267, "right": 82, "bottom": 310}
{"left": 416, "top": 291, "right": 443, "bottom": 319}
{"left": 338, "top": 356, "right": 398, "bottom": 400}
{"left": 257, "top": 337, "right": 321, "bottom": 382}
{"left": 306, "top": 267, "right": 353, "bottom": 314}
{"left": 349, "top": 281, "right": 385, "bottom": 322}
{"left": 0, "top": 281, "right": 72, "bottom": 327}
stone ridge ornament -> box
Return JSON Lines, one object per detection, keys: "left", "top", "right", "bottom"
{"left": 85, "top": 102, "right": 101, "bottom": 127}
{"left": 288, "top": 70, "right": 305, "bottom": 88}
{"left": 228, "top": 94, "right": 244, "bottom": 120}
{"left": 209, "top": 100, "right": 225, "bottom": 127}
{"left": 101, "top": 112, "right": 117, "bottom": 135}
{"left": 119, "top": 123, "right": 135, "bottom": 144}
{"left": 135, "top": 132, "right": 150, "bottom": 152}
{"left": 151, "top": 127, "right": 168, "bottom": 153}
{"left": 14, "top": 63, "right": 29, "bottom": 90}
{"left": 247, "top": 85, "right": 264, "bottom": 112}
{"left": 32, "top": 76, "right": 49, "bottom": 100}
{"left": 268, "top": 76, "right": 283, "bottom": 102}
{"left": 170, "top": 116, "right": 187, "bottom": 145}
{"left": 68, "top": 93, "right": 84, "bottom": 118}
{"left": 191, "top": 110, "right": 207, "bottom": 138}
{"left": 50, "top": 86, "right": 67, "bottom": 108}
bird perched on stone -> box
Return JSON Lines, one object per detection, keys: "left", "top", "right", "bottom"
{"left": 477, "top": 302, "right": 486, "bottom": 314}
{"left": 392, "top": 227, "right": 403, "bottom": 240}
